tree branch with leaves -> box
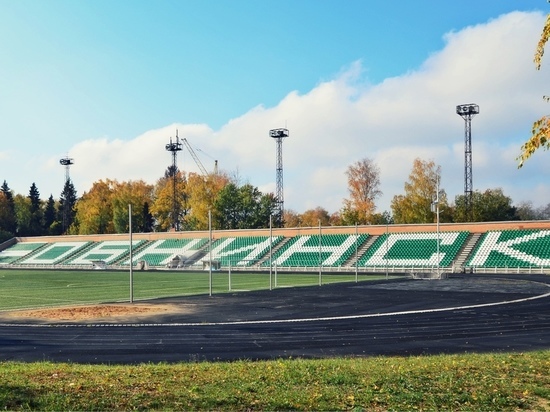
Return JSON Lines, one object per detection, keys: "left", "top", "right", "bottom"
{"left": 518, "top": 9, "right": 550, "bottom": 167}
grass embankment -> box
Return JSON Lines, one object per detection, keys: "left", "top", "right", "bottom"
{"left": 1, "top": 351, "right": 549, "bottom": 411}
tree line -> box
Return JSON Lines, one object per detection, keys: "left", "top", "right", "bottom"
{"left": 285, "top": 157, "right": 550, "bottom": 227}
{"left": 1, "top": 157, "right": 548, "bottom": 244}
{"left": 0, "top": 168, "right": 280, "bottom": 243}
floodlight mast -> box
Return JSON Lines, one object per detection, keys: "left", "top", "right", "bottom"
{"left": 456, "top": 103, "right": 479, "bottom": 222}
{"left": 269, "top": 128, "right": 289, "bottom": 228}
{"left": 59, "top": 156, "right": 74, "bottom": 183}
{"left": 59, "top": 156, "right": 74, "bottom": 233}
{"left": 165, "top": 130, "right": 183, "bottom": 230}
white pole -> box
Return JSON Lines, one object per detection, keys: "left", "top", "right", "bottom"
{"left": 355, "top": 223, "right": 358, "bottom": 282}
{"left": 436, "top": 176, "right": 441, "bottom": 277}
{"left": 385, "top": 221, "right": 389, "bottom": 280}
{"left": 209, "top": 209, "right": 212, "bottom": 296}
{"left": 269, "top": 215, "right": 273, "bottom": 290}
{"left": 228, "top": 262, "right": 231, "bottom": 292}
{"left": 129, "top": 203, "right": 133, "bottom": 303}
{"left": 318, "top": 219, "right": 322, "bottom": 286}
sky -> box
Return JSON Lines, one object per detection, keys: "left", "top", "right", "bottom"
{"left": 1, "top": 0, "right": 550, "bottom": 216}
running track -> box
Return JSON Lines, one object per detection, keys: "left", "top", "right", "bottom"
{"left": 1, "top": 274, "right": 549, "bottom": 364}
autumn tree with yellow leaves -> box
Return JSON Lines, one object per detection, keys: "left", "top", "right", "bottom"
{"left": 111, "top": 180, "right": 154, "bottom": 233}
{"left": 518, "top": 7, "right": 550, "bottom": 166}
{"left": 299, "top": 207, "right": 331, "bottom": 227}
{"left": 72, "top": 179, "right": 154, "bottom": 235}
{"left": 150, "top": 171, "right": 188, "bottom": 231}
{"left": 391, "top": 158, "right": 450, "bottom": 224}
{"left": 185, "top": 172, "right": 230, "bottom": 230}
{"left": 341, "top": 158, "right": 382, "bottom": 225}
{"left": 73, "top": 179, "right": 116, "bottom": 234}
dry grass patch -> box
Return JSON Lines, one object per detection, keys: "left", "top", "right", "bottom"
{"left": 4, "top": 303, "right": 184, "bottom": 321}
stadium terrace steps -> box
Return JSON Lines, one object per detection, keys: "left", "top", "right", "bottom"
{"left": 453, "top": 232, "right": 482, "bottom": 271}
{"left": 56, "top": 242, "right": 98, "bottom": 266}
{"left": 209, "top": 236, "right": 284, "bottom": 267}
{"left": 343, "top": 235, "right": 377, "bottom": 267}
{"left": 65, "top": 240, "right": 146, "bottom": 265}
{"left": 16, "top": 242, "right": 91, "bottom": 266}
{"left": 254, "top": 237, "right": 292, "bottom": 267}
{"left": 262, "top": 234, "right": 369, "bottom": 268}
{"left": 124, "top": 238, "right": 209, "bottom": 267}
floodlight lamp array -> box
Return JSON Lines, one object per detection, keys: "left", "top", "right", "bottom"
{"left": 456, "top": 104, "right": 479, "bottom": 116}
{"left": 59, "top": 158, "right": 74, "bottom": 166}
{"left": 269, "top": 128, "right": 289, "bottom": 139}
{"left": 165, "top": 138, "right": 182, "bottom": 152}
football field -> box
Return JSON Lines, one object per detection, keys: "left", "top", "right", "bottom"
{"left": 0, "top": 269, "right": 388, "bottom": 311}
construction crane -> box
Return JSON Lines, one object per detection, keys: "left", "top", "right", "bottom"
{"left": 181, "top": 137, "right": 209, "bottom": 176}
{"left": 196, "top": 148, "right": 219, "bottom": 175}
{"left": 181, "top": 137, "right": 219, "bottom": 175}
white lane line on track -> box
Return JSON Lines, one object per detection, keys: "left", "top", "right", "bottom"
{"left": 2, "top": 287, "right": 550, "bottom": 328}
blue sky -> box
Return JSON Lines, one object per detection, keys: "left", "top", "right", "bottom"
{"left": 1, "top": 0, "right": 549, "bottom": 215}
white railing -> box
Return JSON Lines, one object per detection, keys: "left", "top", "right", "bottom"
{"left": 3, "top": 261, "right": 549, "bottom": 276}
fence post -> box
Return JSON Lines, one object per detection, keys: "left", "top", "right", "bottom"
{"left": 129, "top": 203, "right": 133, "bottom": 303}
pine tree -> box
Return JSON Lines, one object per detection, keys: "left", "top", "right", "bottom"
{"left": 0, "top": 180, "right": 17, "bottom": 234}
{"left": 141, "top": 202, "right": 154, "bottom": 232}
{"left": 27, "top": 183, "right": 43, "bottom": 236}
{"left": 43, "top": 194, "right": 58, "bottom": 234}
{"left": 58, "top": 179, "right": 78, "bottom": 234}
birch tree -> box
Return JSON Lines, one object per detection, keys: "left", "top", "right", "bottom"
{"left": 391, "top": 158, "right": 448, "bottom": 224}
{"left": 342, "top": 158, "right": 382, "bottom": 224}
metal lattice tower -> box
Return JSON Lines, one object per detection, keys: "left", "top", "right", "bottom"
{"left": 269, "top": 128, "right": 289, "bottom": 227}
{"left": 59, "top": 156, "right": 74, "bottom": 233}
{"left": 59, "top": 156, "right": 74, "bottom": 183}
{"left": 165, "top": 130, "right": 183, "bottom": 230}
{"left": 456, "top": 104, "right": 479, "bottom": 221}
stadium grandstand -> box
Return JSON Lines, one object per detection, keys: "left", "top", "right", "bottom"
{"left": 1, "top": 221, "right": 550, "bottom": 275}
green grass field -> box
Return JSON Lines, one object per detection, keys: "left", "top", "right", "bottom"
{"left": 0, "top": 269, "right": 390, "bottom": 311}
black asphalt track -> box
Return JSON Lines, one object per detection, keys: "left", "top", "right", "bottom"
{"left": 1, "top": 274, "right": 550, "bottom": 364}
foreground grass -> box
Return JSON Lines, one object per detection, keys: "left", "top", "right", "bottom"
{"left": 1, "top": 351, "right": 549, "bottom": 411}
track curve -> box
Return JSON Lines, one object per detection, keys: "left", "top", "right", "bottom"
{"left": 1, "top": 274, "right": 550, "bottom": 363}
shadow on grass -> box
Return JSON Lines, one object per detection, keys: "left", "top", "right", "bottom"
{"left": 0, "top": 384, "right": 41, "bottom": 410}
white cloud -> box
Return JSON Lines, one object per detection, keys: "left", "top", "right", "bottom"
{"left": 31, "top": 10, "right": 550, "bottom": 214}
